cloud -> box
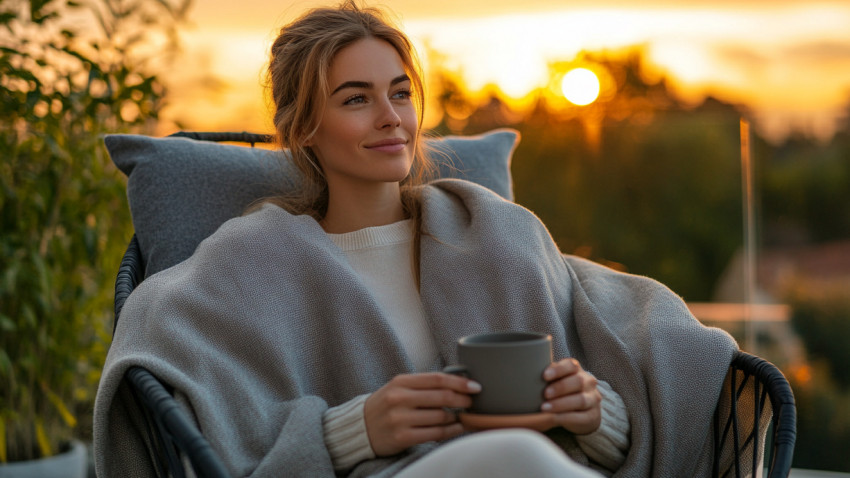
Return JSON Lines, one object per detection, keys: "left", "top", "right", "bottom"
{"left": 716, "top": 45, "right": 771, "bottom": 68}
{"left": 784, "top": 40, "right": 850, "bottom": 64}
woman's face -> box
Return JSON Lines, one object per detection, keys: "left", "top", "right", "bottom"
{"left": 306, "top": 38, "right": 418, "bottom": 194}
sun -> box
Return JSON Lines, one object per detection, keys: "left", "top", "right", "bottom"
{"left": 561, "top": 68, "right": 601, "bottom": 106}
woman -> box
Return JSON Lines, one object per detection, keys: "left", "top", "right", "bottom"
{"left": 94, "top": 2, "right": 738, "bottom": 477}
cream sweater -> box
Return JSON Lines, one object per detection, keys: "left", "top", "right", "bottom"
{"left": 323, "top": 220, "right": 630, "bottom": 474}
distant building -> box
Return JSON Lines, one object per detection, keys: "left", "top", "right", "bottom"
{"left": 714, "top": 239, "right": 850, "bottom": 303}
{"left": 690, "top": 240, "right": 850, "bottom": 364}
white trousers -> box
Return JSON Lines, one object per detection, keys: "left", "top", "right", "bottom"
{"left": 395, "top": 429, "right": 604, "bottom": 478}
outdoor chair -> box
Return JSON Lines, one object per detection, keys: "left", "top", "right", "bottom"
{"left": 107, "top": 131, "right": 796, "bottom": 478}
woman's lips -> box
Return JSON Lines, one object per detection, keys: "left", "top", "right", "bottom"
{"left": 369, "top": 143, "right": 406, "bottom": 153}
{"left": 365, "top": 138, "right": 407, "bottom": 153}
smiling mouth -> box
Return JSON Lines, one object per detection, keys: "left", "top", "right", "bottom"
{"left": 365, "top": 139, "right": 407, "bottom": 153}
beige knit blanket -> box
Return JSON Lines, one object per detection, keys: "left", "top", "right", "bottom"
{"left": 95, "top": 179, "right": 739, "bottom": 477}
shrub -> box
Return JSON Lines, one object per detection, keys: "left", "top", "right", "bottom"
{"left": 0, "top": 0, "right": 187, "bottom": 462}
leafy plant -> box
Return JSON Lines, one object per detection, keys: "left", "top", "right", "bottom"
{"left": 0, "top": 0, "right": 188, "bottom": 462}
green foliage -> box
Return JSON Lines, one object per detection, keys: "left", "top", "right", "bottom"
{"left": 519, "top": 108, "right": 744, "bottom": 301}
{"left": 788, "top": 284, "right": 850, "bottom": 389}
{"left": 783, "top": 284, "right": 850, "bottom": 470}
{"left": 0, "top": 0, "right": 188, "bottom": 462}
{"left": 788, "top": 361, "right": 850, "bottom": 472}
{"left": 762, "top": 129, "right": 850, "bottom": 244}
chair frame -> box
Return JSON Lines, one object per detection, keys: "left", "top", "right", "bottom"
{"left": 712, "top": 351, "right": 797, "bottom": 478}
{"left": 110, "top": 131, "right": 797, "bottom": 478}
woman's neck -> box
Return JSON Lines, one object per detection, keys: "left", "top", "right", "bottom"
{"left": 321, "top": 183, "right": 406, "bottom": 233}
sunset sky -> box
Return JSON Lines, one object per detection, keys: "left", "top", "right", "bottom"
{"left": 160, "top": 0, "right": 850, "bottom": 142}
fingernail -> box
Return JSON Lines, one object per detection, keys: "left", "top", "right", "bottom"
{"left": 543, "top": 368, "right": 555, "bottom": 380}
{"left": 541, "top": 402, "right": 552, "bottom": 412}
{"left": 544, "top": 387, "right": 554, "bottom": 399}
{"left": 467, "top": 381, "right": 482, "bottom": 393}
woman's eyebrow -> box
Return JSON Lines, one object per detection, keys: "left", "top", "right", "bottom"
{"left": 390, "top": 74, "right": 411, "bottom": 86}
{"left": 331, "top": 74, "right": 410, "bottom": 96}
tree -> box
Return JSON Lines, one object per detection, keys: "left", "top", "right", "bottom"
{"left": 1, "top": 0, "right": 188, "bottom": 462}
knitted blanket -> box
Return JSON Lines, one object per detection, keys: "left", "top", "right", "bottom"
{"left": 94, "top": 179, "right": 738, "bottom": 477}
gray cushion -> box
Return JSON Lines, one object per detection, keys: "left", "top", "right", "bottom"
{"left": 105, "top": 129, "right": 519, "bottom": 276}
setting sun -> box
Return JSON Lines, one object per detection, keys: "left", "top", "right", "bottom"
{"left": 561, "top": 68, "right": 600, "bottom": 106}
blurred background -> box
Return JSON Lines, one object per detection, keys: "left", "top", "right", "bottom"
{"left": 2, "top": 0, "right": 849, "bottom": 473}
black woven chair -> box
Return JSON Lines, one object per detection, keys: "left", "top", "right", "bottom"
{"left": 110, "top": 132, "right": 796, "bottom": 478}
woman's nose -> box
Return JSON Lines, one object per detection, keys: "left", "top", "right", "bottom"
{"left": 376, "top": 98, "right": 402, "bottom": 129}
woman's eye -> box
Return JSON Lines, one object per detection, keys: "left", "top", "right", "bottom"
{"left": 393, "top": 89, "right": 412, "bottom": 100}
{"left": 343, "top": 94, "right": 366, "bottom": 105}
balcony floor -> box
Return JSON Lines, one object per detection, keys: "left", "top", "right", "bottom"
{"left": 792, "top": 469, "right": 850, "bottom": 477}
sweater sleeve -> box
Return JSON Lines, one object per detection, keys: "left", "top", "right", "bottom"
{"left": 575, "top": 379, "right": 630, "bottom": 474}
{"left": 322, "top": 393, "right": 376, "bottom": 470}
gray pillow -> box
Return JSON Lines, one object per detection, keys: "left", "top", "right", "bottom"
{"left": 105, "top": 129, "right": 519, "bottom": 276}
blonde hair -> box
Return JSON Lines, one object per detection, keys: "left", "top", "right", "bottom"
{"left": 266, "top": 0, "right": 433, "bottom": 220}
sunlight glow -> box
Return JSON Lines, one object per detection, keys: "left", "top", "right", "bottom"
{"left": 561, "top": 68, "right": 600, "bottom": 106}
{"left": 158, "top": 3, "right": 850, "bottom": 141}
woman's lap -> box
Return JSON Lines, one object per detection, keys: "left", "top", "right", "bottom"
{"left": 395, "top": 429, "right": 603, "bottom": 478}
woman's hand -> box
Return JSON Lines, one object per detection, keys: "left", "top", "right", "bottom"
{"left": 541, "top": 358, "right": 602, "bottom": 435}
{"left": 364, "top": 372, "right": 481, "bottom": 456}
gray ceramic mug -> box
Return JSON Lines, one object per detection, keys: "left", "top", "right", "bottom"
{"left": 444, "top": 331, "right": 553, "bottom": 415}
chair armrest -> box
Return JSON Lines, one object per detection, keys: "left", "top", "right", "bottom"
{"left": 125, "top": 366, "right": 231, "bottom": 478}
{"left": 714, "top": 350, "right": 797, "bottom": 478}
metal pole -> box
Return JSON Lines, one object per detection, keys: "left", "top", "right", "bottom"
{"left": 740, "top": 118, "right": 756, "bottom": 353}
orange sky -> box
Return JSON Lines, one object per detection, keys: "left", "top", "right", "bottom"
{"left": 160, "top": 0, "right": 850, "bottom": 142}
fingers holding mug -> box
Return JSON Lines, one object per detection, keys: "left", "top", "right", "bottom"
{"left": 364, "top": 372, "right": 479, "bottom": 456}
{"left": 540, "top": 358, "right": 602, "bottom": 434}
